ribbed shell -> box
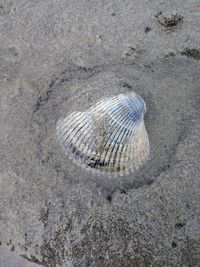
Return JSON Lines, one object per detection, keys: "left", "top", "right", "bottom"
{"left": 56, "top": 93, "right": 150, "bottom": 175}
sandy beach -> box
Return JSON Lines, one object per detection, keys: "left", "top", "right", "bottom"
{"left": 0, "top": 0, "right": 200, "bottom": 266}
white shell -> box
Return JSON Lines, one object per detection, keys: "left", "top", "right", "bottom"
{"left": 56, "top": 93, "right": 150, "bottom": 175}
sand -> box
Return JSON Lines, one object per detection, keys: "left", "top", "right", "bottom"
{"left": 0, "top": 0, "right": 200, "bottom": 266}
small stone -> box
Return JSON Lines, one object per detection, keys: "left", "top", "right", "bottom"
{"left": 144, "top": 26, "right": 151, "bottom": 33}
{"left": 111, "top": 12, "right": 116, "bottom": 16}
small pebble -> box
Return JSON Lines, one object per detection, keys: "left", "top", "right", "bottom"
{"left": 144, "top": 26, "right": 151, "bottom": 33}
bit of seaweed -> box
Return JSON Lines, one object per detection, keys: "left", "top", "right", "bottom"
{"left": 180, "top": 48, "right": 200, "bottom": 60}
{"left": 38, "top": 207, "right": 50, "bottom": 227}
{"left": 164, "top": 52, "right": 175, "bottom": 58}
{"left": 124, "top": 46, "right": 136, "bottom": 58}
{"left": 175, "top": 222, "right": 186, "bottom": 229}
{"left": 157, "top": 13, "right": 183, "bottom": 28}
{"left": 118, "top": 80, "right": 133, "bottom": 90}
{"left": 33, "top": 78, "right": 58, "bottom": 112}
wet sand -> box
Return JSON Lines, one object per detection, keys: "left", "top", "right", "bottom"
{"left": 0, "top": 0, "right": 200, "bottom": 266}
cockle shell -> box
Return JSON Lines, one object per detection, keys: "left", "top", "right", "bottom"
{"left": 56, "top": 93, "right": 150, "bottom": 175}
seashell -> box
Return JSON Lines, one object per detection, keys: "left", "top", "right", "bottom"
{"left": 56, "top": 93, "right": 150, "bottom": 175}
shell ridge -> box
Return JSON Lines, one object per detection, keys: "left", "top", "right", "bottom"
{"left": 57, "top": 112, "right": 81, "bottom": 139}
{"left": 81, "top": 96, "right": 134, "bottom": 169}
{"left": 74, "top": 98, "right": 131, "bottom": 161}
{"left": 107, "top": 127, "right": 129, "bottom": 171}
{"left": 119, "top": 126, "right": 138, "bottom": 172}
{"left": 59, "top": 112, "right": 86, "bottom": 145}
{"left": 102, "top": 115, "right": 131, "bottom": 162}
{"left": 111, "top": 124, "right": 134, "bottom": 169}
{"left": 69, "top": 98, "right": 127, "bottom": 160}
{"left": 61, "top": 115, "right": 89, "bottom": 148}
{"left": 115, "top": 118, "right": 141, "bottom": 172}
{"left": 80, "top": 97, "right": 132, "bottom": 169}
{"left": 57, "top": 111, "right": 78, "bottom": 132}
{"left": 128, "top": 123, "right": 146, "bottom": 171}
{"left": 108, "top": 110, "right": 142, "bottom": 130}
{"left": 107, "top": 95, "right": 145, "bottom": 130}
{"left": 59, "top": 97, "right": 115, "bottom": 145}
{"left": 99, "top": 120, "right": 131, "bottom": 171}
{"left": 96, "top": 128, "right": 126, "bottom": 171}
{"left": 102, "top": 109, "right": 139, "bottom": 162}
{"left": 57, "top": 113, "right": 84, "bottom": 148}
{"left": 59, "top": 94, "right": 138, "bottom": 153}
{"left": 59, "top": 97, "right": 113, "bottom": 150}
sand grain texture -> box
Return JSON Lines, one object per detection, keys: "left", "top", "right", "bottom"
{"left": 0, "top": 0, "right": 200, "bottom": 266}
